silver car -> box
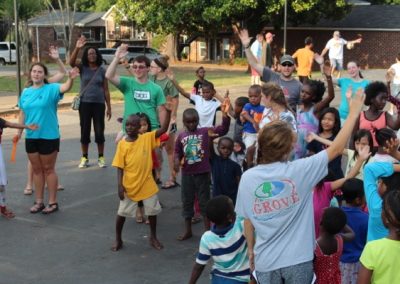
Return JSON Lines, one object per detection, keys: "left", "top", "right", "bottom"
{"left": 98, "top": 48, "right": 116, "bottom": 65}
{"left": 126, "top": 46, "right": 161, "bottom": 63}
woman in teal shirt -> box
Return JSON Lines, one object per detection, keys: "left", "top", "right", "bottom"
{"left": 17, "top": 63, "right": 79, "bottom": 214}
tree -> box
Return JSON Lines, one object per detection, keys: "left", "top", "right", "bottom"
{"left": 0, "top": 0, "right": 43, "bottom": 72}
{"left": 115, "top": 0, "right": 351, "bottom": 60}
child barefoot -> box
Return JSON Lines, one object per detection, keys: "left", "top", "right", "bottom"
{"left": 0, "top": 118, "right": 37, "bottom": 218}
{"left": 314, "top": 207, "right": 355, "bottom": 284}
{"left": 111, "top": 108, "right": 170, "bottom": 251}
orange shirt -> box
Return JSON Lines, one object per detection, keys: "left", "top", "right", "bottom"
{"left": 292, "top": 47, "right": 314, "bottom": 76}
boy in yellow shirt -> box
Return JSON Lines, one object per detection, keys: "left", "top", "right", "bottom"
{"left": 111, "top": 109, "right": 170, "bottom": 251}
{"left": 292, "top": 36, "right": 315, "bottom": 84}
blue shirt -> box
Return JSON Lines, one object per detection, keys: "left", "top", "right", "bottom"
{"left": 340, "top": 206, "right": 368, "bottom": 263}
{"left": 19, "top": 83, "right": 63, "bottom": 139}
{"left": 363, "top": 162, "right": 394, "bottom": 241}
{"left": 242, "top": 103, "right": 264, "bottom": 134}
{"left": 338, "top": 78, "right": 369, "bottom": 120}
{"left": 211, "top": 155, "right": 242, "bottom": 204}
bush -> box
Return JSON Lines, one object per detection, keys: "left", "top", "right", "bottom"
{"left": 217, "top": 57, "right": 248, "bottom": 66}
{"left": 152, "top": 33, "right": 167, "bottom": 50}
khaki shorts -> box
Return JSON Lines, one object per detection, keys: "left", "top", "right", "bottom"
{"left": 117, "top": 194, "right": 162, "bottom": 218}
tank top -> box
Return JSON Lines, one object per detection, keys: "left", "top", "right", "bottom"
{"left": 314, "top": 235, "right": 343, "bottom": 284}
{"left": 359, "top": 111, "right": 387, "bottom": 147}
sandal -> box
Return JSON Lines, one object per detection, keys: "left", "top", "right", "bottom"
{"left": 1, "top": 206, "right": 15, "bottom": 219}
{"left": 30, "top": 202, "right": 45, "bottom": 214}
{"left": 24, "top": 188, "right": 33, "bottom": 195}
{"left": 42, "top": 203, "right": 59, "bottom": 215}
{"left": 161, "top": 180, "right": 179, "bottom": 189}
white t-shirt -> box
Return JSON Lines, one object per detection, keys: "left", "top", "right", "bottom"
{"left": 235, "top": 150, "right": 329, "bottom": 272}
{"left": 259, "top": 107, "right": 297, "bottom": 132}
{"left": 190, "top": 94, "right": 221, "bottom": 127}
{"left": 390, "top": 62, "right": 400, "bottom": 84}
{"left": 325, "top": 38, "right": 348, "bottom": 60}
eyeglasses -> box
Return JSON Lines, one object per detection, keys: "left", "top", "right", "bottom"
{"left": 132, "top": 65, "right": 147, "bottom": 70}
{"left": 281, "top": 63, "right": 294, "bottom": 67}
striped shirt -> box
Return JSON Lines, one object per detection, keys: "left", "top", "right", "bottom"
{"left": 196, "top": 217, "right": 250, "bottom": 282}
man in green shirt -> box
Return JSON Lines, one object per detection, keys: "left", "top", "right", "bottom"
{"left": 105, "top": 44, "right": 167, "bottom": 130}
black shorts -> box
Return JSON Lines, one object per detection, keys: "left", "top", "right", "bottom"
{"left": 25, "top": 138, "right": 60, "bottom": 155}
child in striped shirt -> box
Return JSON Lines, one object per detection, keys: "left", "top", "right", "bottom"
{"left": 189, "top": 196, "right": 251, "bottom": 283}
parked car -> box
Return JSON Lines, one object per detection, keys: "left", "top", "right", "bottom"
{"left": 126, "top": 46, "right": 161, "bottom": 63}
{"left": 98, "top": 48, "right": 116, "bottom": 65}
{"left": 0, "top": 42, "right": 16, "bottom": 65}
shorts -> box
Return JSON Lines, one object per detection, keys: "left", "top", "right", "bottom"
{"left": 117, "top": 194, "right": 161, "bottom": 218}
{"left": 242, "top": 132, "right": 257, "bottom": 150}
{"left": 255, "top": 261, "right": 313, "bottom": 284}
{"left": 25, "top": 138, "right": 60, "bottom": 155}
{"left": 181, "top": 173, "right": 211, "bottom": 218}
{"left": 340, "top": 261, "right": 360, "bottom": 284}
{"left": 330, "top": 58, "right": 343, "bottom": 71}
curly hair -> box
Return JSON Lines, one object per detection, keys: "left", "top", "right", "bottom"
{"left": 364, "top": 81, "right": 388, "bottom": 106}
{"left": 306, "top": 80, "right": 326, "bottom": 103}
{"left": 81, "top": 47, "right": 103, "bottom": 67}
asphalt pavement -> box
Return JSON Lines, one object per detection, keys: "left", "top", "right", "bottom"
{"left": 0, "top": 67, "right": 388, "bottom": 283}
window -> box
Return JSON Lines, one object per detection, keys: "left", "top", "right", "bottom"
{"left": 10, "top": 43, "right": 16, "bottom": 50}
{"left": 54, "top": 27, "right": 68, "bottom": 41}
{"left": 0, "top": 44, "right": 8, "bottom": 51}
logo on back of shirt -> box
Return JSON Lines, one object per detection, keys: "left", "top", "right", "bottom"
{"left": 134, "top": 90, "right": 151, "bottom": 100}
{"left": 253, "top": 179, "right": 300, "bottom": 220}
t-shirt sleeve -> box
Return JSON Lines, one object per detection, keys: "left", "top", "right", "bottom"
{"left": 196, "top": 234, "right": 211, "bottom": 265}
{"left": 174, "top": 134, "right": 184, "bottom": 161}
{"left": 342, "top": 39, "right": 348, "bottom": 45}
{"left": 325, "top": 39, "right": 332, "bottom": 49}
{"left": 166, "top": 81, "right": 179, "bottom": 98}
{"left": 235, "top": 177, "right": 249, "bottom": 218}
{"left": 147, "top": 131, "right": 161, "bottom": 150}
{"left": 112, "top": 140, "right": 125, "bottom": 169}
{"left": 155, "top": 86, "right": 166, "bottom": 107}
{"left": 306, "top": 140, "right": 318, "bottom": 153}
{"left": 337, "top": 78, "right": 344, "bottom": 88}
{"left": 359, "top": 242, "right": 375, "bottom": 270}
{"left": 295, "top": 150, "right": 329, "bottom": 193}
{"left": 51, "top": 83, "right": 63, "bottom": 104}
{"left": 118, "top": 76, "right": 131, "bottom": 94}
{"left": 262, "top": 67, "right": 272, "bottom": 82}
{"left": 243, "top": 103, "right": 251, "bottom": 113}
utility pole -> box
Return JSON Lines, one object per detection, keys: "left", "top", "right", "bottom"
{"left": 283, "top": 0, "right": 287, "bottom": 54}
{"left": 14, "top": 0, "right": 22, "bottom": 101}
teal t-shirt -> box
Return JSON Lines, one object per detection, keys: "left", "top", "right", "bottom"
{"left": 118, "top": 77, "right": 166, "bottom": 130}
{"left": 338, "top": 78, "right": 369, "bottom": 120}
{"left": 19, "top": 83, "right": 63, "bottom": 139}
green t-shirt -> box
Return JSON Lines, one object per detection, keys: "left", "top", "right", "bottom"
{"left": 118, "top": 76, "right": 166, "bottom": 130}
{"left": 149, "top": 75, "right": 179, "bottom": 98}
{"left": 360, "top": 238, "right": 400, "bottom": 284}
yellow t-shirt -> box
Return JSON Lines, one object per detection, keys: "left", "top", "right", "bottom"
{"left": 360, "top": 238, "right": 400, "bottom": 284}
{"left": 292, "top": 47, "right": 314, "bottom": 76}
{"left": 112, "top": 131, "right": 160, "bottom": 201}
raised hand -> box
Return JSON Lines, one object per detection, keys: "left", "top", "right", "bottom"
{"left": 68, "top": 67, "right": 80, "bottom": 79}
{"left": 314, "top": 53, "right": 324, "bottom": 65}
{"left": 76, "top": 35, "right": 87, "bottom": 49}
{"left": 346, "top": 86, "right": 353, "bottom": 100}
{"left": 165, "top": 69, "right": 175, "bottom": 81}
{"left": 322, "top": 61, "right": 332, "bottom": 77}
{"left": 115, "top": 44, "right": 129, "bottom": 60}
{"left": 358, "top": 145, "right": 371, "bottom": 161}
{"left": 348, "top": 87, "right": 365, "bottom": 117}
{"left": 48, "top": 45, "right": 59, "bottom": 60}
{"left": 305, "top": 132, "right": 317, "bottom": 143}
{"left": 235, "top": 27, "right": 251, "bottom": 47}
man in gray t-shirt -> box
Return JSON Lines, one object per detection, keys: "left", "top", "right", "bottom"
{"left": 237, "top": 29, "right": 302, "bottom": 111}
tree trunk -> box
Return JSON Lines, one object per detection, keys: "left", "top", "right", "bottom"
{"left": 164, "top": 33, "right": 177, "bottom": 62}
{"left": 18, "top": 21, "right": 30, "bottom": 75}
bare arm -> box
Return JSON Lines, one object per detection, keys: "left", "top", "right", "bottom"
{"left": 59, "top": 67, "right": 80, "bottom": 94}
{"left": 341, "top": 224, "right": 355, "bottom": 242}
{"left": 244, "top": 219, "right": 255, "bottom": 272}
{"left": 314, "top": 65, "right": 335, "bottom": 114}
{"left": 320, "top": 47, "right": 329, "bottom": 58}
{"left": 357, "top": 264, "right": 373, "bottom": 284}
{"left": 69, "top": 36, "right": 86, "bottom": 67}
{"left": 386, "top": 112, "right": 400, "bottom": 130}
{"left": 331, "top": 146, "right": 370, "bottom": 190}
{"left": 165, "top": 70, "right": 191, "bottom": 99}
{"left": 234, "top": 28, "right": 264, "bottom": 75}
{"left": 188, "top": 263, "right": 206, "bottom": 284}
{"left": 383, "top": 138, "right": 400, "bottom": 161}
{"left": 155, "top": 104, "right": 171, "bottom": 138}
{"left": 4, "top": 120, "right": 38, "bottom": 130}
{"left": 47, "top": 46, "right": 67, "bottom": 83}
{"left": 104, "top": 79, "right": 112, "bottom": 120}
{"left": 105, "top": 44, "right": 128, "bottom": 86}
{"left": 326, "top": 88, "right": 364, "bottom": 161}
{"left": 117, "top": 168, "right": 125, "bottom": 200}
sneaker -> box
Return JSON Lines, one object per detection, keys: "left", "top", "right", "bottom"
{"left": 98, "top": 157, "right": 107, "bottom": 168}
{"left": 78, "top": 157, "right": 89, "bottom": 168}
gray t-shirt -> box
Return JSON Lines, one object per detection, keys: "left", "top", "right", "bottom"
{"left": 80, "top": 65, "right": 106, "bottom": 103}
{"left": 235, "top": 150, "right": 329, "bottom": 273}
{"left": 262, "top": 68, "right": 302, "bottom": 110}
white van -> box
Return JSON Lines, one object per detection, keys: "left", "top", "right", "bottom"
{"left": 0, "top": 42, "right": 16, "bottom": 65}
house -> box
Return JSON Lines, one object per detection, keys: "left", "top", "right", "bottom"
{"left": 28, "top": 11, "right": 106, "bottom": 62}
{"left": 185, "top": 3, "right": 400, "bottom": 68}
{"left": 28, "top": 6, "right": 151, "bottom": 62}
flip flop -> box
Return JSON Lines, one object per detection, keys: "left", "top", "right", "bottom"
{"left": 42, "top": 203, "right": 59, "bottom": 215}
{"left": 24, "top": 188, "right": 33, "bottom": 195}
{"left": 161, "top": 181, "right": 179, "bottom": 189}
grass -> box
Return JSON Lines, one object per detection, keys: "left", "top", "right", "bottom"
{"left": 0, "top": 66, "right": 250, "bottom": 100}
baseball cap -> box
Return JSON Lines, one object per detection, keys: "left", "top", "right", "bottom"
{"left": 280, "top": 55, "right": 294, "bottom": 65}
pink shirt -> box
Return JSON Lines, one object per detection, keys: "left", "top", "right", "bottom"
{"left": 359, "top": 111, "right": 387, "bottom": 147}
{"left": 313, "top": 182, "right": 333, "bottom": 237}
